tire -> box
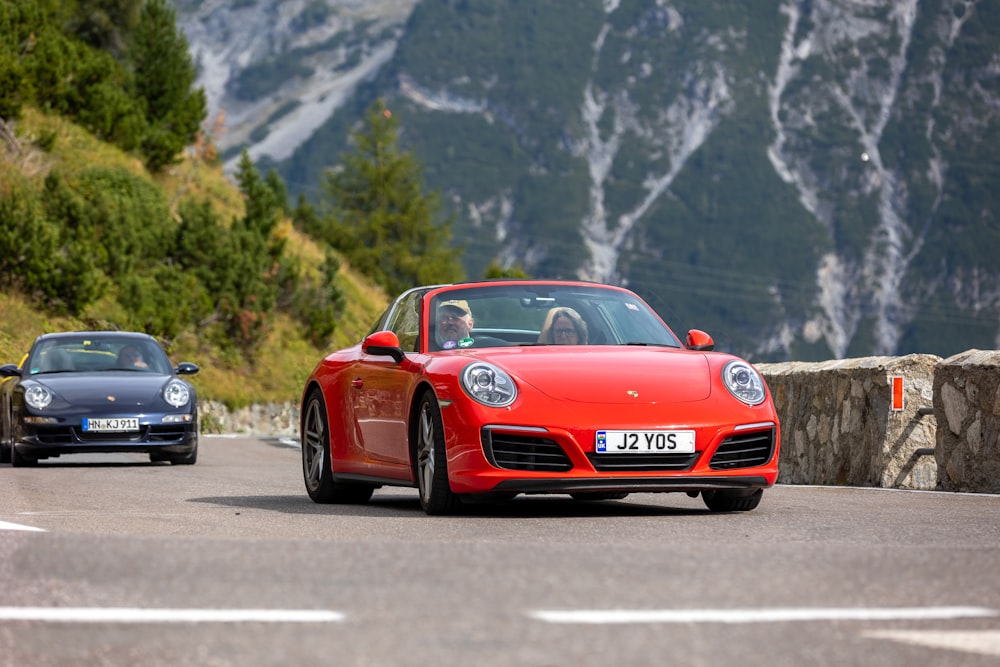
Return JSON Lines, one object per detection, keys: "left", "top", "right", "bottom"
{"left": 301, "top": 390, "right": 374, "bottom": 504}
{"left": 702, "top": 488, "right": 763, "bottom": 512}
{"left": 415, "top": 391, "right": 461, "bottom": 515}
{"left": 570, "top": 492, "right": 630, "bottom": 501}
{"left": 169, "top": 439, "right": 198, "bottom": 465}
{"left": 0, "top": 408, "right": 11, "bottom": 464}
{"left": 11, "top": 442, "right": 37, "bottom": 467}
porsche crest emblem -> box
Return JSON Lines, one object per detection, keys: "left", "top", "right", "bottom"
{"left": 627, "top": 390, "right": 639, "bottom": 398}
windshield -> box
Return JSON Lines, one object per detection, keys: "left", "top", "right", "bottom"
{"left": 425, "top": 284, "right": 682, "bottom": 351}
{"left": 27, "top": 337, "right": 173, "bottom": 375}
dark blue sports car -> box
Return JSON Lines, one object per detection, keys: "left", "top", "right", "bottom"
{"left": 0, "top": 331, "right": 199, "bottom": 466}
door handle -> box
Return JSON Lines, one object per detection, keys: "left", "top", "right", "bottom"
{"left": 351, "top": 378, "right": 363, "bottom": 389}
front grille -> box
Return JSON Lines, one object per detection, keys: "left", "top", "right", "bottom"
{"left": 76, "top": 428, "right": 146, "bottom": 443}
{"left": 31, "top": 424, "right": 192, "bottom": 446}
{"left": 147, "top": 424, "right": 192, "bottom": 442}
{"left": 32, "top": 426, "right": 75, "bottom": 445}
{"left": 482, "top": 430, "right": 573, "bottom": 471}
{"left": 709, "top": 428, "right": 775, "bottom": 470}
{"left": 586, "top": 452, "right": 698, "bottom": 472}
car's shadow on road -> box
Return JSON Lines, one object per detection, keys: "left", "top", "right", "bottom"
{"left": 27, "top": 461, "right": 170, "bottom": 467}
{"left": 187, "top": 492, "right": 709, "bottom": 517}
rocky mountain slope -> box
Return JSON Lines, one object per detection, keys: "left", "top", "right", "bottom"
{"left": 177, "top": 0, "right": 1000, "bottom": 361}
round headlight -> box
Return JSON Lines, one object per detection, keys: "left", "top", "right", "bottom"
{"left": 461, "top": 362, "right": 517, "bottom": 407}
{"left": 722, "top": 360, "right": 766, "bottom": 406}
{"left": 24, "top": 385, "right": 53, "bottom": 410}
{"left": 163, "top": 380, "right": 190, "bottom": 408}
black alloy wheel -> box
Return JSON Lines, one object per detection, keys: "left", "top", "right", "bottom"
{"left": 415, "top": 391, "right": 461, "bottom": 515}
{"left": 301, "top": 390, "right": 373, "bottom": 504}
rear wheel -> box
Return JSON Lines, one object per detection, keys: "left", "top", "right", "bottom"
{"left": 415, "top": 392, "right": 461, "bottom": 515}
{"left": 301, "top": 390, "right": 374, "bottom": 504}
{"left": 702, "top": 488, "right": 763, "bottom": 512}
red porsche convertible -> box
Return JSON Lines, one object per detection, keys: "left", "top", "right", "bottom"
{"left": 300, "top": 280, "right": 780, "bottom": 514}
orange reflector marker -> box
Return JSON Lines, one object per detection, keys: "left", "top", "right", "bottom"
{"left": 891, "top": 376, "right": 904, "bottom": 411}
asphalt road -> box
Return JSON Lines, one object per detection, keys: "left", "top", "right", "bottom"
{"left": 1, "top": 435, "right": 998, "bottom": 667}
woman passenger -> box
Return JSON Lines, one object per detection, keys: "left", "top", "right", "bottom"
{"left": 537, "top": 307, "right": 589, "bottom": 345}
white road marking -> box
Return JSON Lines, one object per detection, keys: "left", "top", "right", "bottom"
{"left": 0, "top": 608, "right": 343, "bottom": 623}
{"left": 529, "top": 606, "right": 999, "bottom": 624}
{"left": 0, "top": 521, "right": 45, "bottom": 532}
{"left": 865, "top": 630, "right": 1000, "bottom": 657}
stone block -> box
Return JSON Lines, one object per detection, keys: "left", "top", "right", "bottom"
{"left": 934, "top": 350, "right": 1000, "bottom": 493}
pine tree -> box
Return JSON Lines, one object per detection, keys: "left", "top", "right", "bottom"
{"left": 129, "top": 0, "right": 205, "bottom": 172}
{"left": 322, "top": 99, "right": 464, "bottom": 295}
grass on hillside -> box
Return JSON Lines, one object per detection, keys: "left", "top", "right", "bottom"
{"left": 0, "top": 109, "right": 389, "bottom": 409}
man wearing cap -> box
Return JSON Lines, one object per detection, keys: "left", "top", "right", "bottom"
{"left": 436, "top": 299, "right": 475, "bottom": 349}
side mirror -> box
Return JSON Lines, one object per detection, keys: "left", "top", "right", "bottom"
{"left": 363, "top": 331, "right": 405, "bottom": 363}
{"left": 175, "top": 362, "right": 200, "bottom": 376}
{"left": 0, "top": 363, "right": 22, "bottom": 377}
{"left": 686, "top": 329, "right": 715, "bottom": 352}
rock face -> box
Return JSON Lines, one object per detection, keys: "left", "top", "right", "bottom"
{"left": 177, "top": 0, "right": 1000, "bottom": 362}
{"left": 933, "top": 350, "right": 1000, "bottom": 493}
{"left": 758, "top": 355, "right": 940, "bottom": 490}
{"left": 201, "top": 351, "right": 1000, "bottom": 493}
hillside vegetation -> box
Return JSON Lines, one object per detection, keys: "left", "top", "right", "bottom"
{"left": 0, "top": 107, "right": 389, "bottom": 408}
{"left": 0, "top": 1, "right": 476, "bottom": 409}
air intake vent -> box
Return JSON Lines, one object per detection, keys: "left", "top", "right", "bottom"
{"left": 482, "top": 430, "right": 573, "bottom": 471}
{"left": 586, "top": 452, "right": 697, "bottom": 472}
{"left": 709, "top": 429, "right": 775, "bottom": 470}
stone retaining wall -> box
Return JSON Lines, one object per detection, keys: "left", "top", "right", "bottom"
{"left": 200, "top": 349, "right": 1000, "bottom": 493}
{"left": 933, "top": 350, "right": 1000, "bottom": 493}
{"left": 756, "top": 355, "right": 940, "bottom": 490}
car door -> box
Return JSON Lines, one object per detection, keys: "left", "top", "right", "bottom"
{"left": 351, "top": 291, "right": 423, "bottom": 467}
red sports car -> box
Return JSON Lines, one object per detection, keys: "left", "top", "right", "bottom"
{"left": 300, "top": 280, "right": 780, "bottom": 514}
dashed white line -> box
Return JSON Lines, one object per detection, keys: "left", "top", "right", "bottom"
{"left": 0, "top": 608, "right": 343, "bottom": 623}
{"left": 529, "top": 606, "right": 999, "bottom": 624}
{"left": 866, "top": 630, "right": 1000, "bottom": 657}
{"left": 0, "top": 520, "right": 45, "bottom": 532}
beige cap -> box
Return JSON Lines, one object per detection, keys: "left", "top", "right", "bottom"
{"left": 438, "top": 299, "right": 471, "bottom": 316}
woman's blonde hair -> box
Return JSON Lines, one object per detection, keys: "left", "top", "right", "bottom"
{"left": 537, "top": 307, "right": 588, "bottom": 344}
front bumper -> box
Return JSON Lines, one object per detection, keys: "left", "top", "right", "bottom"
{"left": 14, "top": 419, "right": 198, "bottom": 459}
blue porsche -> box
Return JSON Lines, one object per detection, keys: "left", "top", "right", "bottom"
{"left": 0, "top": 331, "right": 200, "bottom": 466}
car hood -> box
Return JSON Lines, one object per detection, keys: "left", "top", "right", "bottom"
{"left": 480, "top": 347, "right": 714, "bottom": 404}
{"left": 32, "top": 372, "right": 174, "bottom": 407}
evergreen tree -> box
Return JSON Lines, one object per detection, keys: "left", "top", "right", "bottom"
{"left": 223, "top": 152, "right": 288, "bottom": 349}
{"left": 321, "top": 99, "right": 464, "bottom": 295}
{"left": 484, "top": 260, "right": 529, "bottom": 279}
{"left": 129, "top": 0, "right": 205, "bottom": 172}
{"left": 66, "top": 0, "right": 143, "bottom": 57}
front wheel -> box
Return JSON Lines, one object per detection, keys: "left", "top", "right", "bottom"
{"left": 702, "top": 488, "right": 763, "bottom": 512}
{"left": 415, "top": 392, "right": 461, "bottom": 515}
{"left": 301, "top": 390, "right": 374, "bottom": 504}
{"left": 10, "top": 442, "right": 37, "bottom": 467}
{"left": 169, "top": 440, "right": 198, "bottom": 465}
{"left": 0, "top": 409, "right": 11, "bottom": 464}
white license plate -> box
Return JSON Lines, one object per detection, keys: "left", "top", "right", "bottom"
{"left": 82, "top": 417, "right": 140, "bottom": 432}
{"left": 596, "top": 430, "right": 695, "bottom": 453}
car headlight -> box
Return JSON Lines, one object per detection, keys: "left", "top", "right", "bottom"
{"left": 24, "top": 385, "right": 53, "bottom": 410}
{"left": 461, "top": 362, "right": 517, "bottom": 407}
{"left": 722, "top": 360, "right": 766, "bottom": 406}
{"left": 163, "top": 380, "right": 191, "bottom": 408}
